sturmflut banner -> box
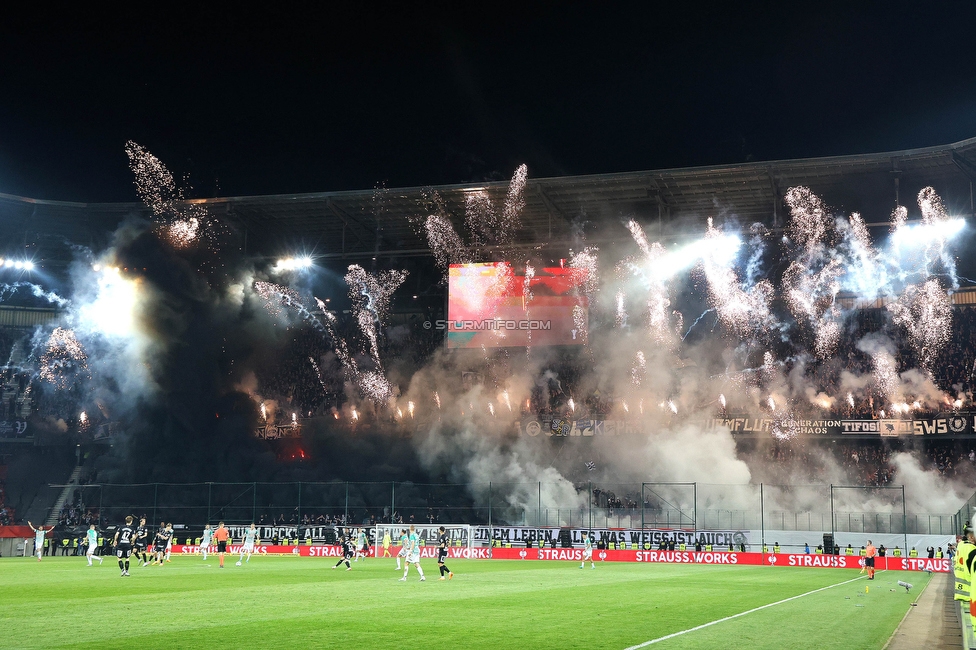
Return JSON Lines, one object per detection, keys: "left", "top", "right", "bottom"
{"left": 516, "top": 413, "right": 976, "bottom": 438}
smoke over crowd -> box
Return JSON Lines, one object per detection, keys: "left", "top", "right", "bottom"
{"left": 5, "top": 143, "right": 976, "bottom": 524}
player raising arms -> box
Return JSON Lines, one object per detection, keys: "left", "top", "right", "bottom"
{"left": 213, "top": 521, "right": 229, "bottom": 568}
{"left": 581, "top": 534, "right": 595, "bottom": 569}
{"left": 85, "top": 524, "right": 103, "bottom": 566}
{"left": 112, "top": 515, "right": 137, "bottom": 577}
{"left": 200, "top": 524, "right": 213, "bottom": 561}
{"left": 27, "top": 521, "right": 52, "bottom": 562}
{"left": 396, "top": 529, "right": 409, "bottom": 570}
{"left": 436, "top": 526, "right": 454, "bottom": 580}
{"left": 134, "top": 517, "right": 150, "bottom": 567}
{"left": 237, "top": 523, "right": 257, "bottom": 565}
{"left": 332, "top": 532, "right": 353, "bottom": 570}
{"left": 399, "top": 524, "right": 425, "bottom": 582}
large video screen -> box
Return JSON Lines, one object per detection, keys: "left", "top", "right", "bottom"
{"left": 447, "top": 262, "right": 588, "bottom": 348}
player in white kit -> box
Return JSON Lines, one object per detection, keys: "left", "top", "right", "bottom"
{"left": 86, "top": 524, "right": 103, "bottom": 566}
{"left": 580, "top": 534, "right": 595, "bottom": 569}
{"left": 237, "top": 523, "right": 257, "bottom": 565}
{"left": 396, "top": 529, "right": 409, "bottom": 570}
{"left": 354, "top": 528, "right": 367, "bottom": 561}
{"left": 28, "top": 521, "right": 52, "bottom": 561}
{"left": 398, "top": 525, "right": 425, "bottom": 582}
{"left": 200, "top": 524, "right": 213, "bottom": 560}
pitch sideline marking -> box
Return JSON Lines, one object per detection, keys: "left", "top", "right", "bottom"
{"left": 623, "top": 573, "right": 869, "bottom": 649}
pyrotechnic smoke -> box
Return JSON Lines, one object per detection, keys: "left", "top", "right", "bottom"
{"left": 5, "top": 145, "right": 972, "bottom": 525}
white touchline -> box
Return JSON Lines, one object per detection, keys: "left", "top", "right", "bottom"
{"left": 623, "top": 573, "right": 871, "bottom": 649}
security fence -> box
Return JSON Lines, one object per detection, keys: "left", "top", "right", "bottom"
{"left": 62, "top": 480, "right": 958, "bottom": 541}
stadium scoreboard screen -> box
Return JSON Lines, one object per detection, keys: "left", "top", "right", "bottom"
{"left": 447, "top": 262, "right": 588, "bottom": 348}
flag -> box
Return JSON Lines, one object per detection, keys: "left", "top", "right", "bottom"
{"left": 585, "top": 461, "right": 596, "bottom": 471}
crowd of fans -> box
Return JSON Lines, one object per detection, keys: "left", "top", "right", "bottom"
{"left": 0, "top": 476, "right": 11, "bottom": 525}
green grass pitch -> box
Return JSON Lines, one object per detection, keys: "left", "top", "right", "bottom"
{"left": 0, "top": 555, "right": 929, "bottom": 649}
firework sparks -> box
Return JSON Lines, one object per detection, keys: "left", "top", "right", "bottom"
{"left": 424, "top": 215, "right": 467, "bottom": 271}
{"left": 719, "top": 394, "right": 726, "bottom": 408}
{"left": 872, "top": 350, "right": 898, "bottom": 400}
{"left": 501, "top": 391, "right": 511, "bottom": 412}
{"left": 615, "top": 290, "right": 627, "bottom": 327}
{"left": 626, "top": 219, "right": 651, "bottom": 258}
{"left": 785, "top": 186, "right": 830, "bottom": 251}
{"left": 572, "top": 304, "right": 587, "bottom": 345}
{"left": 887, "top": 279, "right": 952, "bottom": 370}
{"left": 568, "top": 247, "right": 599, "bottom": 295}
{"left": 699, "top": 218, "right": 773, "bottom": 336}
{"left": 39, "top": 327, "right": 90, "bottom": 389}
{"left": 434, "top": 392, "right": 441, "bottom": 409}
{"left": 124, "top": 141, "right": 215, "bottom": 249}
{"left": 632, "top": 350, "right": 646, "bottom": 386}
{"left": 408, "top": 401, "right": 415, "bottom": 418}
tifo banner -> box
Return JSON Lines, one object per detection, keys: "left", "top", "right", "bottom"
{"left": 170, "top": 545, "right": 948, "bottom": 572}
{"left": 254, "top": 424, "right": 302, "bottom": 439}
{"left": 474, "top": 526, "right": 749, "bottom": 549}
{"left": 705, "top": 413, "right": 976, "bottom": 437}
{"left": 0, "top": 419, "right": 30, "bottom": 440}
{"left": 518, "top": 413, "right": 976, "bottom": 438}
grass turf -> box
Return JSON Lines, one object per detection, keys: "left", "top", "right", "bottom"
{"left": 0, "top": 555, "right": 929, "bottom": 649}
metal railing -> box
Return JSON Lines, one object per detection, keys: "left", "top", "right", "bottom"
{"left": 60, "top": 481, "right": 954, "bottom": 543}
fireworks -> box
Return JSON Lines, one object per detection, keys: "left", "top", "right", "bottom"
{"left": 501, "top": 391, "right": 512, "bottom": 412}
{"left": 424, "top": 215, "right": 467, "bottom": 271}
{"left": 632, "top": 350, "right": 646, "bottom": 386}
{"left": 887, "top": 279, "right": 952, "bottom": 370}
{"left": 568, "top": 247, "right": 599, "bottom": 295}
{"left": 124, "top": 141, "right": 214, "bottom": 249}
{"left": 785, "top": 186, "right": 830, "bottom": 251}
{"left": 872, "top": 351, "right": 898, "bottom": 400}
{"left": 700, "top": 219, "right": 773, "bottom": 336}
{"left": 572, "top": 304, "right": 587, "bottom": 345}
{"left": 626, "top": 219, "right": 651, "bottom": 258}
{"left": 408, "top": 401, "right": 415, "bottom": 418}
{"left": 39, "top": 327, "right": 90, "bottom": 389}
{"left": 615, "top": 290, "right": 627, "bottom": 327}
{"left": 568, "top": 398, "right": 575, "bottom": 412}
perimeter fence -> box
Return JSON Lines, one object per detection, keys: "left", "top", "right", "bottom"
{"left": 64, "top": 481, "right": 957, "bottom": 539}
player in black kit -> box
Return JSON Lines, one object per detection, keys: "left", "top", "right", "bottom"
{"left": 437, "top": 526, "right": 454, "bottom": 580}
{"left": 333, "top": 533, "right": 353, "bottom": 570}
{"left": 112, "top": 515, "right": 137, "bottom": 577}
{"left": 134, "top": 517, "right": 150, "bottom": 567}
{"left": 151, "top": 523, "right": 171, "bottom": 565}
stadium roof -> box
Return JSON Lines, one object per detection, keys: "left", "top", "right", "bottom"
{"left": 2, "top": 135, "right": 976, "bottom": 267}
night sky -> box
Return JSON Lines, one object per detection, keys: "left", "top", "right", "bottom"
{"left": 1, "top": 4, "right": 975, "bottom": 203}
